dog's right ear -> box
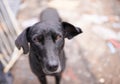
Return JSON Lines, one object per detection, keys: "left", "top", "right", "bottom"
{"left": 62, "top": 22, "right": 82, "bottom": 39}
{"left": 15, "top": 27, "right": 30, "bottom": 54}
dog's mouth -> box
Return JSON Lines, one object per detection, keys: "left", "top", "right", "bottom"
{"left": 42, "top": 63, "right": 62, "bottom": 74}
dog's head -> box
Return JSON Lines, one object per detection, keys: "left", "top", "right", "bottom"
{"left": 15, "top": 9, "right": 82, "bottom": 74}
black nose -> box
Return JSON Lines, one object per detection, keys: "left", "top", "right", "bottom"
{"left": 46, "top": 61, "right": 58, "bottom": 72}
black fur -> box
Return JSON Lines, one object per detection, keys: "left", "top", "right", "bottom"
{"left": 15, "top": 8, "right": 82, "bottom": 84}
{"left": 0, "top": 61, "right": 13, "bottom": 84}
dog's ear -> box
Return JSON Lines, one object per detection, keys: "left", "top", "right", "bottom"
{"left": 15, "top": 27, "right": 30, "bottom": 54}
{"left": 62, "top": 22, "right": 82, "bottom": 39}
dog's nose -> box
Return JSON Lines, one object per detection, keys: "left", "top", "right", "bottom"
{"left": 46, "top": 61, "right": 58, "bottom": 72}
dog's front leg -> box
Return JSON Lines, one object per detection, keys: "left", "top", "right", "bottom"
{"left": 38, "top": 75, "right": 47, "bottom": 84}
{"left": 55, "top": 74, "right": 61, "bottom": 84}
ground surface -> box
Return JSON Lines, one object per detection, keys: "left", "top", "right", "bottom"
{"left": 11, "top": 0, "right": 120, "bottom": 84}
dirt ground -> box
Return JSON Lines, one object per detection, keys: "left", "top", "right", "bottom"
{"left": 11, "top": 0, "right": 120, "bottom": 84}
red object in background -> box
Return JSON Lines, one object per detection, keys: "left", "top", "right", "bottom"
{"left": 62, "top": 67, "right": 79, "bottom": 82}
{"left": 109, "top": 39, "right": 120, "bottom": 48}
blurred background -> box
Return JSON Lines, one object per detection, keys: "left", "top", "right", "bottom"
{"left": 0, "top": 0, "right": 120, "bottom": 84}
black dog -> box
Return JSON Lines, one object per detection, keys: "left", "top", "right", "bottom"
{"left": 15, "top": 8, "right": 82, "bottom": 84}
{"left": 0, "top": 61, "right": 7, "bottom": 84}
{"left": 0, "top": 61, "right": 13, "bottom": 84}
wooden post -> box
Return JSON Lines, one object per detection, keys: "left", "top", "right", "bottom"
{"left": 0, "top": 0, "right": 23, "bottom": 73}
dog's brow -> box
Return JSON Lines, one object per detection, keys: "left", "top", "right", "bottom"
{"left": 51, "top": 29, "right": 62, "bottom": 35}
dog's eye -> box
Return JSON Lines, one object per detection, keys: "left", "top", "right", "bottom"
{"left": 55, "top": 35, "right": 62, "bottom": 42}
{"left": 55, "top": 35, "right": 62, "bottom": 41}
{"left": 33, "top": 37, "right": 39, "bottom": 42}
{"left": 33, "top": 35, "right": 43, "bottom": 43}
{"left": 52, "top": 34, "right": 62, "bottom": 42}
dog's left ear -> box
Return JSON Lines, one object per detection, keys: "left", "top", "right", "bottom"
{"left": 62, "top": 22, "right": 82, "bottom": 39}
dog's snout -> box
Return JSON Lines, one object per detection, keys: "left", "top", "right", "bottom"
{"left": 46, "top": 60, "right": 59, "bottom": 72}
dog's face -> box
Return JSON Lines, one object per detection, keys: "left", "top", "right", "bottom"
{"left": 15, "top": 21, "right": 82, "bottom": 74}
